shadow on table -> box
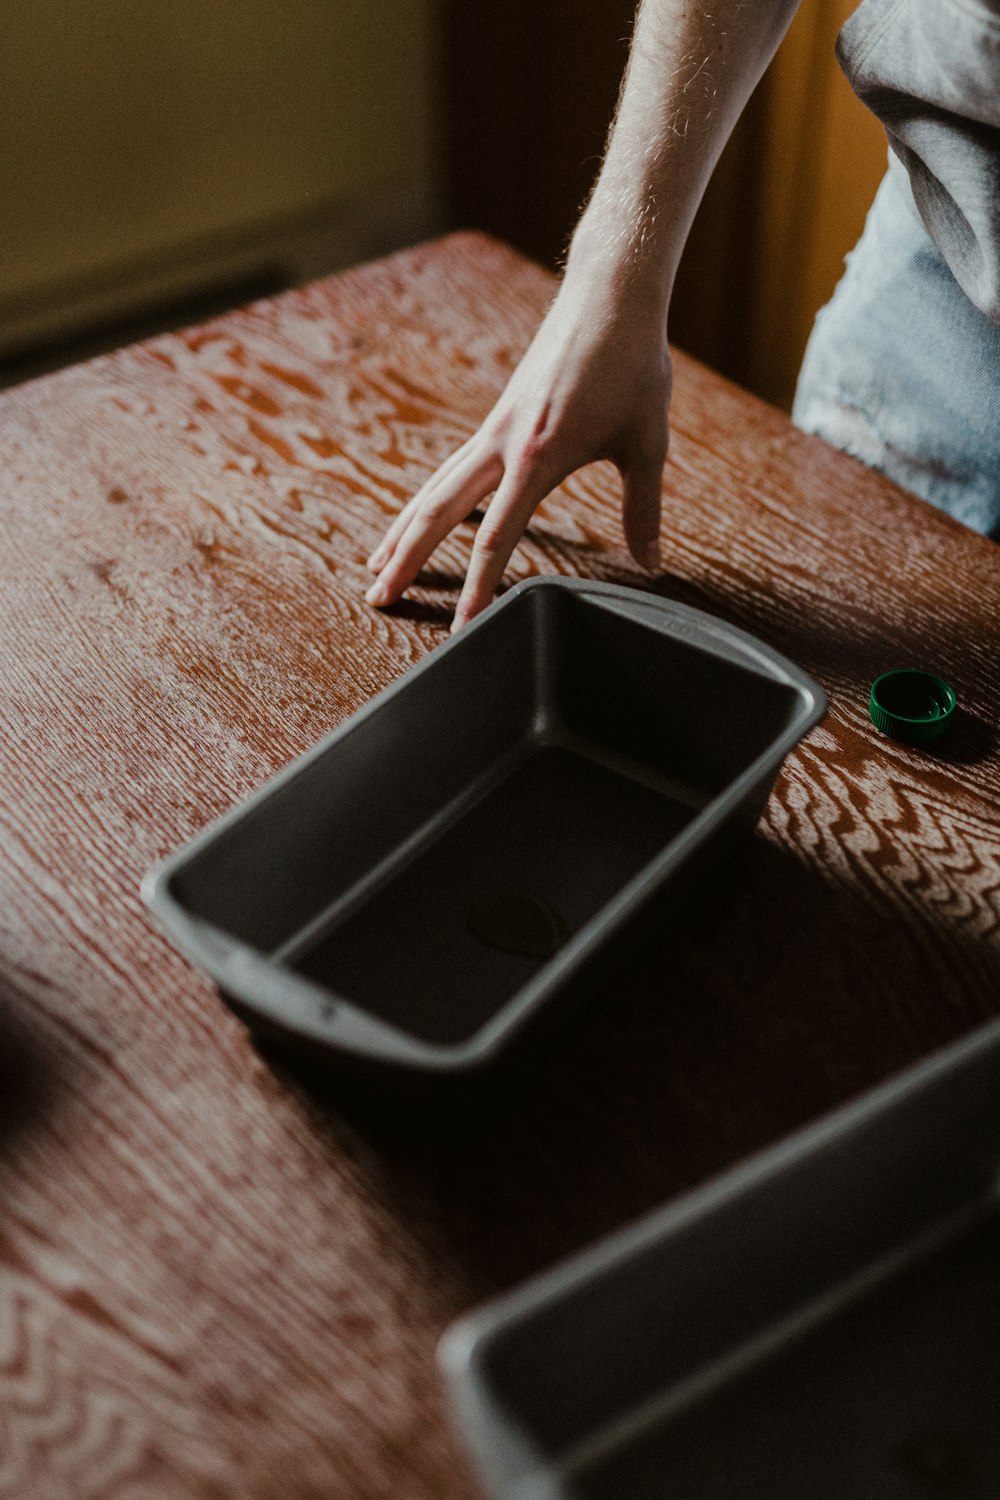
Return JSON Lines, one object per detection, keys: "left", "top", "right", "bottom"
{"left": 924, "top": 706, "right": 996, "bottom": 767}
{"left": 646, "top": 567, "right": 997, "bottom": 766}
{"left": 380, "top": 595, "right": 455, "bottom": 631}
{"left": 374, "top": 543, "right": 997, "bottom": 768}
{"left": 272, "top": 833, "right": 1000, "bottom": 1305}
{"left": 502, "top": 538, "right": 997, "bottom": 769}
{"left": 0, "top": 986, "right": 57, "bottom": 1154}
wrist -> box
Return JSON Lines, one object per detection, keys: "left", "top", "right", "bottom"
{"left": 565, "top": 200, "right": 673, "bottom": 331}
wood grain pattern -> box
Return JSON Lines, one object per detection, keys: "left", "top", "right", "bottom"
{"left": 0, "top": 232, "right": 998, "bottom": 1499}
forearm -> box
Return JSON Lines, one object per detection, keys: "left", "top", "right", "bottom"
{"left": 366, "top": 0, "right": 803, "bottom": 620}
{"left": 568, "top": 0, "right": 801, "bottom": 323}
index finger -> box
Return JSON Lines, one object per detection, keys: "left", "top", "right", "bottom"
{"left": 366, "top": 449, "right": 503, "bottom": 607}
{"left": 367, "top": 436, "right": 477, "bottom": 572}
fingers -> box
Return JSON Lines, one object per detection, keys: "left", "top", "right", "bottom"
{"left": 366, "top": 495, "right": 421, "bottom": 575}
{"left": 365, "top": 341, "right": 673, "bottom": 623}
{"left": 366, "top": 449, "right": 503, "bottom": 607}
{"left": 621, "top": 442, "right": 667, "bottom": 572}
{"left": 366, "top": 438, "right": 476, "bottom": 574}
{"left": 451, "top": 464, "right": 552, "bottom": 631}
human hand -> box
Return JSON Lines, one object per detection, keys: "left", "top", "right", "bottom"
{"left": 365, "top": 269, "right": 672, "bottom": 630}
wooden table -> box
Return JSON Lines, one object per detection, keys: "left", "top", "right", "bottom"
{"left": 1, "top": 234, "right": 998, "bottom": 1499}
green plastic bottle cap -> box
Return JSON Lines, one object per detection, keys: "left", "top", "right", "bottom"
{"left": 869, "top": 669, "right": 956, "bottom": 745}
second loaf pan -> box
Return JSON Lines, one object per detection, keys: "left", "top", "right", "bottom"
{"left": 441, "top": 1014, "right": 1000, "bottom": 1498}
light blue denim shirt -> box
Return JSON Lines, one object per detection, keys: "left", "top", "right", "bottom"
{"left": 838, "top": 0, "right": 1000, "bottom": 323}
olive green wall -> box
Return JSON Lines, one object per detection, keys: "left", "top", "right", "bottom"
{"left": 1, "top": 1, "right": 438, "bottom": 357}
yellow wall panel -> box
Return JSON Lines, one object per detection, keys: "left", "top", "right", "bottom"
{"left": 744, "top": 0, "right": 887, "bottom": 407}
{"left": 0, "top": 2, "right": 437, "bottom": 316}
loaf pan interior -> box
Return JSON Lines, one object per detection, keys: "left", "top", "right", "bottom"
{"left": 164, "top": 583, "right": 808, "bottom": 1047}
{"left": 444, "top": 1020, "right": 1000, "bottom": 1497}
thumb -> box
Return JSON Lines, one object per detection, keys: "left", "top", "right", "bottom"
{"left": 621, "top": 440, "right": 667, "bottom": 571}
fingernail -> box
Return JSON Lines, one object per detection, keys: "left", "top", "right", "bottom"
{"left": 642, "top": 540, "right": 661, "bottom": 571}
{"left": 366, "top": 581, "right": 389, "bottom": 606}
{"left": 450, "top": 611, "right": 467, "bottom": 635}
{"left": 367, "top": 549, "right": 386, "bottom": 571}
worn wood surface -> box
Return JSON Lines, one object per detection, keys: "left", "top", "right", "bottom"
{"left": 0, "top": 232, "right": 998, "bottom": 1499}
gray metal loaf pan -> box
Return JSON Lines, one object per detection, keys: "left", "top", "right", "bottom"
{"left": 143, "top": 577, "right": 824, "bottom": 1083}
{"left": 441, "top": 1015, "right": 1000, "bottom": 1498}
